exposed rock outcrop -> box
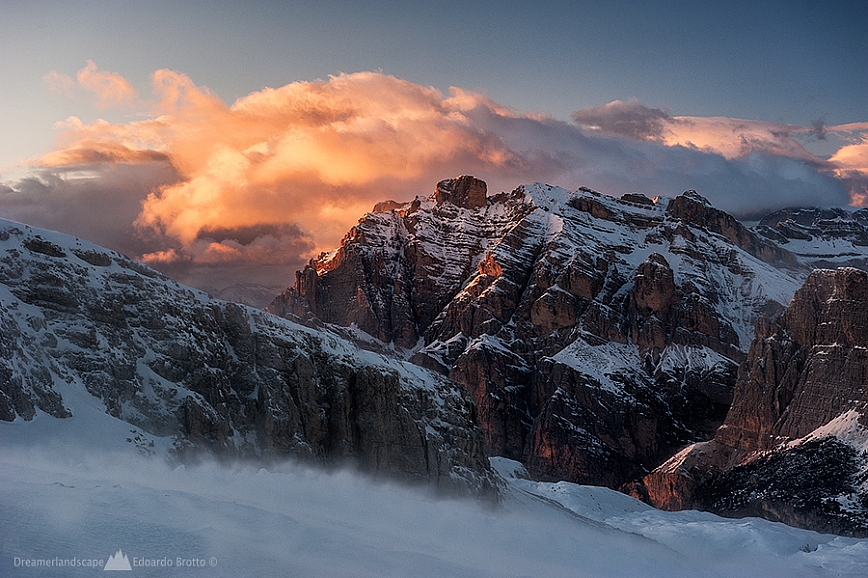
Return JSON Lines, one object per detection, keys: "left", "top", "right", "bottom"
{"left": 433, "top": 175, "right": 489, "bottom": 209}
{"left": 270, "top": 178, "right": 804, "bottom": 489}
{"left": 637, "top": 268, "right": 868, "bottom": 536}
{"left": 0, "top": 221, "right": 497, "bottom": 496}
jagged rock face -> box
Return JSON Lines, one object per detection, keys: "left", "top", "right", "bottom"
{"left": 755, "top": 207, "right": 868, "bottom": 270}
{"left": 433, "top": 175, "right": 488, "bottom": 208}
{"left": 270, "top": 178, "right": 803, "bottom": 489}
{"left": 268, "top": 176, "right": 533, "bottom": 348}
{"left": 720, "top": 269, "right": 868, "bottom": 453}
{"left": 638, "top": 268, "right": 868, "bottom": 536}
{"left": 0, "top": 221, "right": 497, "bottom": 496}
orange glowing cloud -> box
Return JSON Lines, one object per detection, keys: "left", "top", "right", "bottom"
{"left": 829, "top": 137, "right": 868, "bottom": 206}
{"left": 44, "top": 61, "right": 138, "bottom": 110}
{"left": 76, "top": 60, "right": 138, "bottom": 109}
{"left": 660, "top": 116, "right": 813, "bottom": 161}
{"left": 37, "top": 69, "right": 538, "bottom": 267}
{"left": 26, "top": 68, "right": 868, "bottom": 286}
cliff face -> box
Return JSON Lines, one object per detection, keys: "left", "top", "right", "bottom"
{"left": 720, "top": 268, "right": 868, "bottom": 452}
{"left": 0, "top": 220, "right": 497, "bottom": 496}
{"left": 269, "top": 177, "right": 804, "bottom": 489}
{"left": 639, "top": 268, "right": 868, "bottom": 536}
{"left": 269, "top": 176, "right": 532, "bottom": 348}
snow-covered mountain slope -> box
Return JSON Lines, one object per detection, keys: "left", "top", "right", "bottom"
{"left": 2, "top": 413, "right": 867, "bottom": 578}
{"left": 269, "top": 177, "right": 807, "bottom": 488}
{"left": 0, "top": 218, "right": 495, "bottom": 494}
{"left": 754, "top": 207, "right": 868, "bottom": 271}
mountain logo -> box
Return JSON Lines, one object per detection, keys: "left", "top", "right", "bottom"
{"left": 104, "top": 550, "right": 132, "bottom": 571}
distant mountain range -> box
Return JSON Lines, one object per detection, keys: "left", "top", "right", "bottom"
{"left": 2, "top": 176, "right": 867, "bottom": 535}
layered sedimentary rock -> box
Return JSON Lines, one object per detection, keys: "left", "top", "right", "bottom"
{"left": 269, "top": 176, "right": 532, "bottom": 348}
{"left": 638, "top": 268, "right": 868, "bottom": 536}
{"left": 755, "top": 206, "right": 868, "bottom": 270}
{"left": 270, "top": 177, "right": 804, "bottom": 488}
{"left": 0, "top": 220, "right": 496, "bottom": 496}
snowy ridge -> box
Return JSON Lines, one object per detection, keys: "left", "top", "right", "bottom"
{"left": 754, "top": 207, "right": 868, "bottom": 271}
{"left": 0, "top": 217, "right": 496, "bottom": 493}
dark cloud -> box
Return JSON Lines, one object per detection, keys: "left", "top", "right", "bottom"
{"left": 810, "top": 116, "right": 828, "bottom": 141}
{"left": 464, "top": 101, "right": 854, "bottom": 216}
{"left": 0, "top": 163, "right": 179, "bottom": 257}
{"left": 572, "top": 99, "right": 675, "bottom": 141}
{"left": 197, "top": 223, "right": 309, "bottom": 247}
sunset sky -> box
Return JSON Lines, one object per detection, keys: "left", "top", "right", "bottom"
{"left": 1, "top": 0, "right": 866, "bottom": 299}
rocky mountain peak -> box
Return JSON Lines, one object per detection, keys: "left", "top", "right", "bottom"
{"left": 665, "top": 189, "right": 796, "bottom": 267}
{"left": 433, "top": 175, "right": 488, "bottom": 209}
{"left": 269, "top": 177, "right": 813, "bottom": 491}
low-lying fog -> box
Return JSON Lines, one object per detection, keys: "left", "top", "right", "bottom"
{"left": 2, "top": 401, "right": 866, "bottom": 577}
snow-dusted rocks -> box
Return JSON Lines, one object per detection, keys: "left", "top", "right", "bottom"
{"left": 269, "top": 177, "right": 806, "bottom": 489}
{"left": 639, "top": 268, "right": 868, "bottom": 536}
{"left": 0, "top": 219, "right": 496, "bottom": 495}
{"left": 756, "top": 207, "right": 868, "bottom": 271}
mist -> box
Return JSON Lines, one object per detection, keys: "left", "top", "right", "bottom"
{"left": 2, "top": 425, "right": 866, "bottom": 577}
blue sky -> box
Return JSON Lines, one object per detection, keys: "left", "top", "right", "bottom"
{"left": 2, "top": 0, "right": 864, "bottom": 163}
{"left": 0, "top": 0, "right": 866, "bottom": 293}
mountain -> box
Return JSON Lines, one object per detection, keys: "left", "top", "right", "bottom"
{"left": 637, "top": 267, "right": 868, "bottom": 536}
{"left": 0, "top": 219, "right": 496, "bottom": 495}
{"left": 268, "top": 176, "right": 811, "bottom": 490}
{"left": 755, "top": 207, "right": 868, "bottom": 272}
{"left": 5, "top": 174, "right": 868, "bottom": 538}
{"left": 5, "top": 220, "right": 863, "bottom": 575}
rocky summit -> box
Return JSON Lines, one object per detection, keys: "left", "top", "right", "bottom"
{"left": 269, "top": 176, "right": 811, "bottom": 490}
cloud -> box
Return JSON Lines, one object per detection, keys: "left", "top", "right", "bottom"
{"left": 2, "top": 68, "right": 867, "bottom": 301}
{"left": 43, "top": 70, "right": 76, "bottom": 99}
{"left": 574, "top": 99, "right": 816, "bottom": 161}
{"left": 829, "top": 136, "right": 868, "bottom": 206}
{"left": 657, "top": 116, "right": 815, "bottom": 162}
{"left": 75, "top": 60, "right": 138, "bottom": 109}
{"left": 44, "top": 61, "right": 138, "bottom": 110}
{"left": 0, "top": 163, "right": 179, "bottom": 258}
{"left": 572, "top": 99, "right": 675, "bottom": 140}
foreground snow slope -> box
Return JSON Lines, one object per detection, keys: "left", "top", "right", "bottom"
{"left": 2, "top": 410, "right": 866, "bottom": 577}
